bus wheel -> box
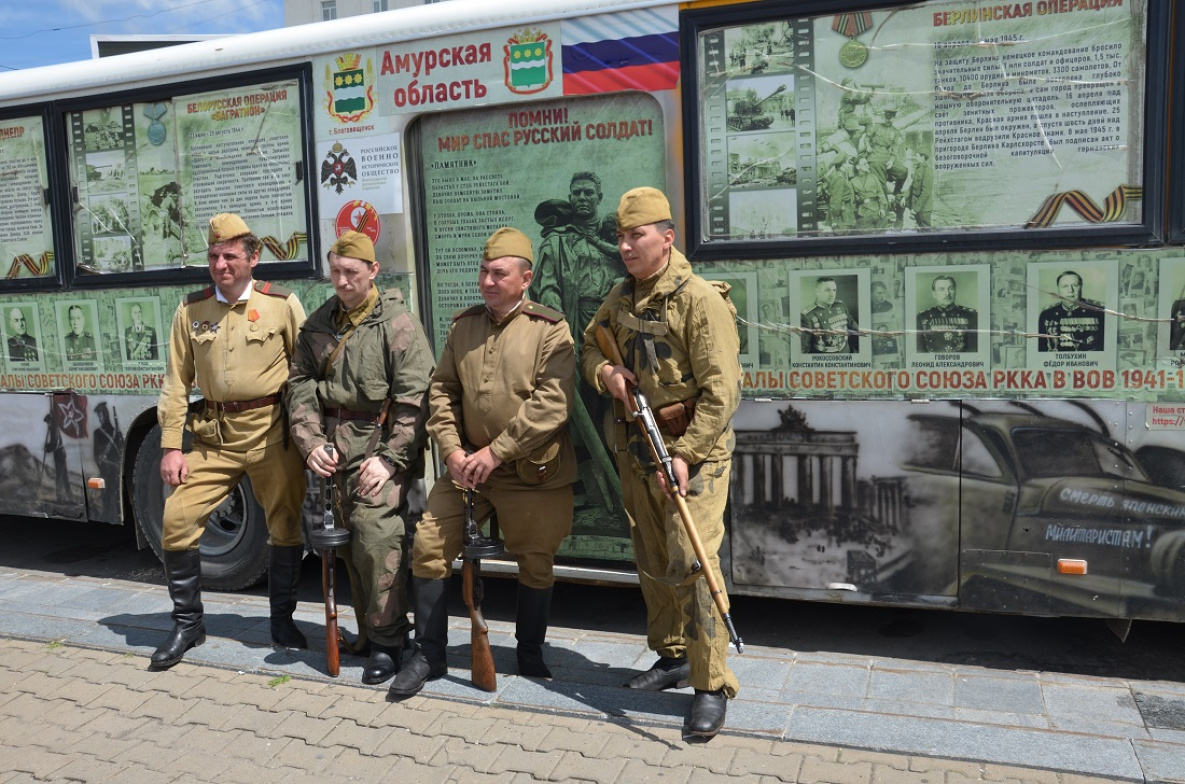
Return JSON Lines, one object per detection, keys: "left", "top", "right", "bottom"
{"left": 1150, "top": 530, "right": 1185, "bottom": 596}
{"left": 130, "top": 424, "right": 270, "bottom": 591}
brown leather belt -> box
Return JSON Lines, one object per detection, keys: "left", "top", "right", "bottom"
{"left": 325, "top": 407, "right": 380, "bottom": 423}
{"left": 206, "top": 393, "right": 281, "bottom": 414}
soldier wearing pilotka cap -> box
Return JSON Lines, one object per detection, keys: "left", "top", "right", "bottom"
{"left": 389, "top": 227, "right": 577, "bottom": 698}
{"left": 581, "top": 187, "right": 742, "bottom": 739}
{"left": 287, "top": 230, "right": 434, "bottom": 685}
{"left": 153, "top": 213, "right": 308, "bottom": 669}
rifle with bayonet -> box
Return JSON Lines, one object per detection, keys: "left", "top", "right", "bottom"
{"left": 594, "top": 321, "right": 744, "bottom": 654}
{"left": 308, "top": 445, "right": 351, "bottom": 677}
{"left": 462, "top": 487, "right": 502, "bottom": 691}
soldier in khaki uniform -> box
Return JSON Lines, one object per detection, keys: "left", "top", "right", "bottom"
{"left": 287, "top": 231, "right": 434, "bottom": 685}
{"left": 582, "top": 187, "right": 741, "bottom": 739}
{"left": 388, "top": 227, "right": 576, "bottom": 698}
{"left": 152, "top": 213, "right": 308, "bottom": 669}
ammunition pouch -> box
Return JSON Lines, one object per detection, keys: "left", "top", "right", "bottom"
{"left": 656, "top": 397, "right": 698, "bottom": 437}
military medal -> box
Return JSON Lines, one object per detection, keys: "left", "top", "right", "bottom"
{"left": 833, "top": 12, "right": 872, "bottom": 69}
{"left": 144, "top": 103, "right": 168, "bottom": 146}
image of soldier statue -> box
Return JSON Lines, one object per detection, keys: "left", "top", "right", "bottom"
{"left": 801, "top": 276, "right": 858, "bottom": 354}
{"left": 92, "top": 402, "right": 125, "bottom": 519}
{"left": 529, "top": 171, "right": 626, "bottom": 514}
{"left": 63, "top": 304, "right": 98, "bottom": 362}
{"left": 916, "top": 275, "right": 978, "bottom": 353}
{"left": 7, "top": 307, "right": 38, "bottom": 362}
{"left": 1037, "top": 270, "right": 1105, "bottom": 352}
{"left": 287, "top": 230, "right": 434, "bottom": 686}
{"left": 42, "top": 412, "right": 70, "bottom": 502}
{"left": 124, "top": 302, "right": 159, "bottom": 361}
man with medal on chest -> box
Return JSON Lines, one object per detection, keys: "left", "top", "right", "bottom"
{"left": 151, "top": 213, "right": 308, "bottom": 669}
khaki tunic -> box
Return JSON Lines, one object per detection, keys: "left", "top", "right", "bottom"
{"left": 581, "top": 247, "right": 742, "bottom": 696}
{"left": 414, "top": 300, "right": 576, "bottom": 588}
{"left": 157, "top": 280, "right": 307, "bottom": 551}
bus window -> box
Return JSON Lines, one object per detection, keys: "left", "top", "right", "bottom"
{"left": 1013, "top": 429, "right": 1148, "bottom": 482}
{"left": 0, "top": 113, "right": 55, "bottom": 282}
{"left": 64, "top": 77, "right": 309, "bottom": 276}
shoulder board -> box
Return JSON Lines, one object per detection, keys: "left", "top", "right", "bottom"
{"left": 523, "top": 301, "right": 564, "bottom": 323}
{"left": 254, "top": 280, "right": 293, "bottom": 298}
{"left": 185, "top": 287, "right": 215, "bottom": 305}
{"left": 452, "top": 304, "right": 486, "bottom": 321}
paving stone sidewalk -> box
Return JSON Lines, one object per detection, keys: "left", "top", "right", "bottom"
{"left": 0, "top": 638, "right": 1123, "bottom": 784}
{"left": 2, "top": 566, "right": 1185, "bottom": 782}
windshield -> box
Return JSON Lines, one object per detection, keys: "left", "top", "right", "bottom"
{"left": 1013, "top": 429, "right": 1149, "bottom": 482}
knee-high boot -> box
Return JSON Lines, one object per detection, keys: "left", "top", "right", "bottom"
{"left": 515, "top": 584, "right": 553, "bottom": 678}
{"left": 269, "top": 544, "right": 308, "bottom": 649}
{"left": 387, "top": 576, "right": 448, "bottom": 697}
{"left": 151, "top": 549, "right": 206, "bottom": 669}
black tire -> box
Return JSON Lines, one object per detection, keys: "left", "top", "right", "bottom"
{"left": 130, "top": 423, "right": 269, "bottom": 590}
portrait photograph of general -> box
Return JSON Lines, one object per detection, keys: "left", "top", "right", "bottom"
{"left": 700, "top": 271, "right": 758, "bottom": 369}
{"left": 791, "top": 269, "right": 870, "bottom": 366}
{"left": 4, "top": 302, "right": 44, "bottom": 370}
{"left": 905, "top": 264, "right": 990, "bottom": 369}
{"left": 116, "top": 297, "right": 164, "bottom": 369}
{"left": 1156, "top": 257, "right": 1185, "bottom": 355}
{"left": 55, "top": 300, "right": 102, "bottom": 370}
{"left": 1025, "top": 261, "right": 1117, "bottom": 372}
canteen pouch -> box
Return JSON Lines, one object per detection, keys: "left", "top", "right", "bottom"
{"left": 515, "top": 439, "right": 563, "bottom": 485}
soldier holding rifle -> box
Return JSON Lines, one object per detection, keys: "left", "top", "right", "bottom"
{"left": 388, "top": 227, "right": 577, "bottom": 698}
{"left": 582, "top": 187, "right": 742, "bottom": 739}
{"left": 287, "top": 231, "right": 433, "bottom": 685}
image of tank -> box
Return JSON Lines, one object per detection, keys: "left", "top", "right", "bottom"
{"left": 727, "top": 84, "right": 786, "bottom": 131}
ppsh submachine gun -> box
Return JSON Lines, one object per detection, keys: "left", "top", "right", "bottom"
{"left": 463, "top": 487, "right": 503, "bottom": 691}
{"left": 594, "top": 322, "right": 744, "bottom": 653}
{"left": 308, "top": 445, "right": 351, "bottom": 677}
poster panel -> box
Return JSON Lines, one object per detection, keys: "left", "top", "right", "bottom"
{"left": 66, "top": 75, "right": 309, "bottom": 275}
{"left": 417, "top": 92, "right": 665, "bottom": 564}
{"left": 691, "top": 0, "right": 1147, "bottom": 248}
{"left": 0, "top": 115, "right": 55, "bottom": 282}
{"left": 731, "top": 397, "right": 1185, "bottom": 617}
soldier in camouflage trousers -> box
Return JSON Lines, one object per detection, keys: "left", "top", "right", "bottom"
{"left": 582, "top": 187, "right": 742, "bottom": 740}
{"left": 287, "top": 231, "right": 434, "bottom": 686}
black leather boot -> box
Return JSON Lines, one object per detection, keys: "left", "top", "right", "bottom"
{"left": 686, "top": 688, "right": 727, "bottom": 738}
{"left": 362, "top": 641, "right": 403, "bottom": 685}
{"left": 515, "top": 584, "right": 553, "bottom": 678}
{"left": 269, "top": 544, "right": 308, "bottom": 649}
{"left": 151, "top": 549, "right": 206, "bottom": 669}
{"left": 387, "top": 576, "right": 448, "bottom": 698}
{"left": 624, "top": 655, "right": 691, "bottom": 690}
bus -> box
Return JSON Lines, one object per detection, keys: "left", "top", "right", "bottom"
{"left": 1, "top": 0, "right": 1184, "bottom": 628}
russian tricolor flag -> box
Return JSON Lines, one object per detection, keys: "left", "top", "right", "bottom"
{"left": 562, "top": 7, "right": 680, "bottom": 95}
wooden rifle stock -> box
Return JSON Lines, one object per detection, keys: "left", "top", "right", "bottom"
{"left": 313, "top": 444, "right": 350, "bottom": 677}
{"left": 322, "top": 549, "right": 340, "bottom": 677}
{"left": 594, "top": 322, "right": 744, "bottom": 653}
{"left": 463, "top": 488, "right": 498, "bottom": 691}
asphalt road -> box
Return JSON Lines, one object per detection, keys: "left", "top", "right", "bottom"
{"left": 3, "top": 513, "right": 1184, "bottom": 684}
